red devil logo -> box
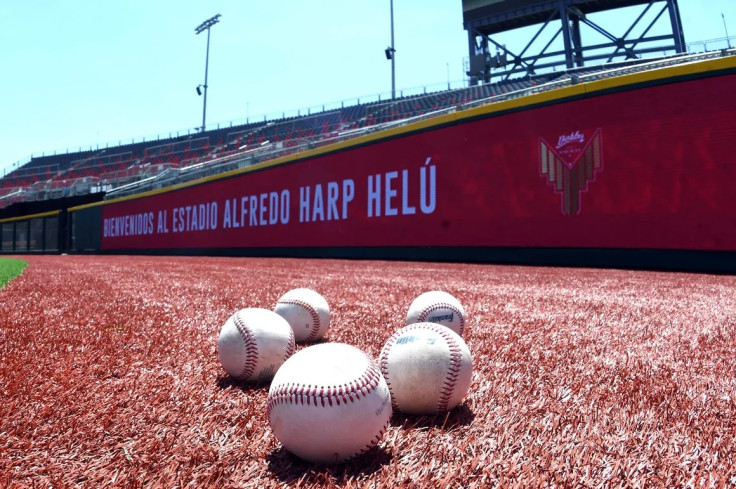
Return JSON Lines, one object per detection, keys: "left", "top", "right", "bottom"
{"left": 540, "top": 129, "right": 603, "bottom": 215}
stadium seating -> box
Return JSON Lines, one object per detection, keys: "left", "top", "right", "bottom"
{"left": 2, "top": 50, "right": 715, "bottom": 208}
{"left": 1, "top": 76, "right": 535, "bottom": 196}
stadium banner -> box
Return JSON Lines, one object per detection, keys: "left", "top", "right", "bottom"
{"left": 101, "top": 73, "right": 736, "bottom": 251}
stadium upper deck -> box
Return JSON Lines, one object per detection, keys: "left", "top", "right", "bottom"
{"left": 0, "top": 48, "right": 733, "bottom": 212}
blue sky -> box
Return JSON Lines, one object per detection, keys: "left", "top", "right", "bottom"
{"left": 1, "top": 0, "right": 734, "bottom": 176}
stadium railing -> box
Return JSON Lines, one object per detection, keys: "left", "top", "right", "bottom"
{"left": 2, "top": 48, "right": 734, "bottom": 209}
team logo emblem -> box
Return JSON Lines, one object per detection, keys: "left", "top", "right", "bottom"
{"left": 540, "top": 129, "right": 603, "bottom": 215}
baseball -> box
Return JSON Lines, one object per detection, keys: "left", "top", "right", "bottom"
{"left": 217, "top": 308, "right": 295, "bottom": 383}
{"left": 267, "top": 343, "right": 392, "bottom": 463}
{"left": 274, "top": 288, "right": 330, "bottom": 343}
{"left": 380, "top": 322, "right": 472, "bottom": 414}
{"left": 405, "top": 290, "right": 467, "bottom": 336}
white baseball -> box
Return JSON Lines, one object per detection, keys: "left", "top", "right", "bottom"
{"left": 406, "top": 290, "right": 467, "bottom": 337}
{"left": 217, "top": 308, "right": 295, "bottom": 382}
{"left": 380, "top": 323, "right": 472, "bottom": 414}
{"left": 274, "top": 288, "right": 330, "bottom": 343}
{"left": 267, "top": 343, "right": 392, "bottom": 463}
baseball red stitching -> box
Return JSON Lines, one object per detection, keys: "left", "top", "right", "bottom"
{"left": 432, "top": 324, "right": 463, "bottom": 412}
{"left": 357, "top": 423, "right": 388, "bottom": 457}
{"left": 380, "top": 332, "right": 401, "bottom": 410}
{"left": 382, "top": 323, "right": 463, "bottom": 412}
{"left": 284, "top": 327, "right": 295, "bottom": 361}
{"left": 266, "top": 358, "right": 382, "bottom": 416}
{"left": 278, "top": 298, "right": 321, "bottom": 341}
{"left": 417, "top": 302, "right": 465, "bottom": 336}
{"left": 233, "top": 312, "right": 258, "bottom": 380}
{"left": 267, "top": 358, "right": 388, "bottom": 461}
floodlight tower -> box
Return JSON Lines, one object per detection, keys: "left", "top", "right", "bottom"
{"left": 195, "top": 14, "right": 221, "bottom": 133}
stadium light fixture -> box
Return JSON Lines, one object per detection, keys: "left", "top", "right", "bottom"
{"left": 388, "top": 0, "right": 396, "bottom": 99}
{"left": 195, "top": 14, "right": 221, "bottom": 133}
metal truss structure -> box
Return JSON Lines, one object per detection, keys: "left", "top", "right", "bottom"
{"left": 464, "top": 0, "right": 685, "bottom": 84}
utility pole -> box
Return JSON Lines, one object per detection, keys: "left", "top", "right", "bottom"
{"left": 195, "top": 14, "right": 221, "bottom": 133}
{"left": 388, "top": 0, "right": 396, "bottom": 99}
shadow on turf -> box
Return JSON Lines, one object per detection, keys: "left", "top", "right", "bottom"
{"left": 267, "top": 445, "right": 391, "bottom": 484}
{"left": 215, "top": 375, "right": 270, "bottom": 392}
{"left": 390, "top": 402, "right": 475, "bottom": 430}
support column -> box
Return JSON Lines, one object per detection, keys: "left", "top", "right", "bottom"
{"left": 571, "top": 15, "right": 584, "bottom": 67}
{"left": 481, "top": 35, "right": 491, "bottom": 83}
{"left": 559, "top": 1, "right": 575, "bottom": 69}
{"left": 666, "top": 0, "right": 685, "bottom": 52}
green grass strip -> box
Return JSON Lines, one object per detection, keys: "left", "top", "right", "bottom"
{"left": 0, "top": 258, "right": 27, "bottom": 289}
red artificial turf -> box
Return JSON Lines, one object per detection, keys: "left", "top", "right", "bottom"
{"left": 1, "top": 255, "right": 735, "bottom": 487}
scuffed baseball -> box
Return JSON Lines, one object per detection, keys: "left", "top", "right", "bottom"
{"left": 274, "top": 288, "right": 330, "bottom": 343}
{"left": 267, "top": 343, "right": 392, "bottom": 463}
{"left": 217, "top": 308, "right": 295, "bottom": 382}
{"left": 406, "top": 290, "right": 467, "bottom": 336}
{"left": 380, "top": 323, "right": 472, "bottom": 414}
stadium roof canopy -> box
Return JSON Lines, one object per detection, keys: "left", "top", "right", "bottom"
{"left": 464, "top": 0, "right": 655, "bottom": 35}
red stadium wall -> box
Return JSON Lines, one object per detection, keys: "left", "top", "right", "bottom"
{"left": 100, "top": 72, "right": 736, "bottom": 252}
